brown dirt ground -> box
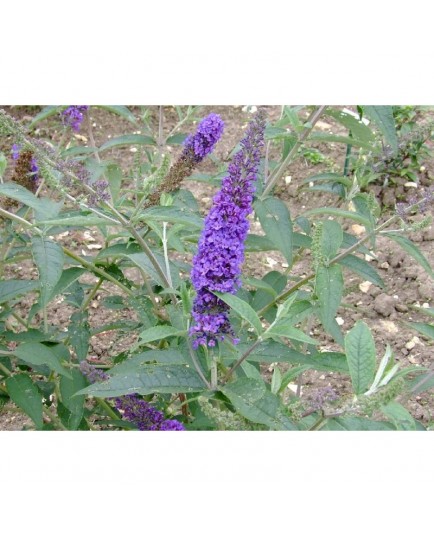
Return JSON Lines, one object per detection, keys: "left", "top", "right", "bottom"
{"left": 0, "top": 105, "right": 433, "bottom": 430}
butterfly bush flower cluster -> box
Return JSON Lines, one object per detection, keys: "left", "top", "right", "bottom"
{"left": 11, "top": 144, "right": 39, "bottom": 185}
{"left": 144, "top": 113, "right": 224, "bottom": 207}
{"left": 79, "top": 361, "right": 185, "bottom": 431}
{"left": 190, "top": 109, "right": 266, "bottom": 348}
{"left": 61, "top": 105, "right": 89, "bottom": 132}
{"left": 183, "top": 113, "right": 225, "bottom": 162}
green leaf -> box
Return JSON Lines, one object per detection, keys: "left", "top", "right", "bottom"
{"left": 0, "top": 279, "right": 39, "bottom": 304}
{"left": 381, "top": 401, "right": 416, "bottom": 431}
{"left": 316, "top": 265, "right": 344, "bottom": 345}
{"left": 325, "top": 109, "right": 376, "bottom": 144}
{"left": 213, "top": 292, "right": 263, "bottom": 335}
{"left": 76, "top": 364, "right": 206, "bottom": 397}
{"left": 233, "top": 340, "right": 348, "bottom": 372}
{"left": 384, "top": 233, "right": 433, "bottom": 278}
{"left": 265, "top": 322, "right": 318, "bottom": 345}
{"left": 242, "top": 276, "right": 277, "bottom": 296}
{"left": 51, "top": 267, "right": 86, "bottom": 297}
{"left": 244, "top": 234, "right": 275, "bottom": 252}
{"left": 141, "top": 205, "right": 203, "bottom": 229}
{"left": 61, "top": 146, "right": 96, "bottom": 157}
{"left": 0, "top": 186, "right": 61, "bottom": 220}
{"left": 310, "top": 132, "right": 372, "bottom": 149}
{"left": 0, "top": 152, "right": 7, "bottom": 177}
{"left": 303, "top": 207, "right": 370, "bottom": 226}
{"left": 28, "top": 105, "right": 62, "bottom": 128}
{"left": 337, "top": 254, "right": 385, "bottom": 288}
{"left": 69, "top": 311, "right": 90, "bottom": 361}
{"left": 96, "top": 105, "right": 138, "bottom": 125}
{"left": 110, "top": 349, "right": 187, "bottom": 376}
{"left": 304, "top": 172, "right": 352, "bottom": 188}
{"left": 250, "top": 271, "right": 287, "bottom": 312}
{"left": 31, "top": 236, "right": 64, "bottom": 307}
{"left": 271, "top": 366, "right": 282, "bottom": 394}
{"left": 37, "top": 215, "right": 111, "bottom": 227}
{"left": 319, "top": 219, "right": 343, "bottom": 260}
{"left": 408, "top": 371, "right": 434, "bottom": 394}
{"left": 345, "top": 321, "right": 376, "bottom": 395}
{"left": 138, "top": 325, "right": 185, "bottom": 345}
{"left": 125, "top": 252, "right": 179, "bottom": 288}
{"left": 363, "top": 105, "right": 398, "bottom": 152}
{"left": 166, "top": 133, "right": 188, "bottom": 145}
{"left": 254, "top": 198, "right": 293, "bottom": 265}
{"left": 105, "top": 163, "right": 123, "bottom": 202}
{"left": 404, "top": 321, "right": 434, "bottom": 340}
{"left": 99, "top": 134, "right": 155, "bottom": 152}
{"left": 13, "top": 342, "right": 72, "bottom": 378}
{"left": 320, "top": 416, "right": 395, "bottom": 431}
{"left": 221, "top": 378, "right": 297, "bottom": 430}
{"left": 60, "top": 369, "right": 87, "bottom": 430}
{"left": 5, "top": 373, "right": 43, "bottom": 429}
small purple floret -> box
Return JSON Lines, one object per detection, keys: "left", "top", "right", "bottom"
{"left": 183, "top": 113, "right": 224, "bottom": 162}
{"left": 189, "top": 110, "right": 266, "bottom": 348}
{"left": 62, "top": 105, "right": 89, "bottom": 132}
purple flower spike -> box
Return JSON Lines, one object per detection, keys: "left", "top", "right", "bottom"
{"left": 183, "top": 113, "right": 224, "bottom": 162}
{"left": 61, "top": 105, "right": 89, "bottom": 132}
{"left": 189, "top": 109, "right": 266, "bottom": 348}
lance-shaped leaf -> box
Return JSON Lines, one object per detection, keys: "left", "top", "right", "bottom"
{"left": 31, "top": 236, "right": 64, "bottom": 307}
{"left": 344, "top": 321, "right": 376, "bottom": 395}
{"left": 138, "top": 325, "right": 186, "bottom": 345}
{"left": 384, "top": 233, "right": 433, "bottom": 278}
{"left": 5, "top": 373, "right": 43, "bottom": 429}
{"left": 316, "top": 264, "right": 344, "bottom": 345}
{"left": 254, "top": 197, "right": 293, "bottom": 265}
{"left": 213, "top": 292, "right": 263, "bottom": 335}
{"left": 363, "top": 105, "right": 398, "bottom": 153}
{"left": 0, "top": 280, "right": 39, "bottom": 304}
{"left": 221, "top": 378, "right": 297, "bottom": 430}
{"left": 12, "top": 342, "right": 72, "bottom": 378}
{"left": 76, "top": 364, "right": 206, "bottom": 397}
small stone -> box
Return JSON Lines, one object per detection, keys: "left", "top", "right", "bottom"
{"left": 379, "top": 320, "right": 399, "bottom": 334}
{"left": 373, "top": 294, "right": 396, "bottom": 317}
{"left": 404, "top": 182, "right": 418, "bottom": 189}
{"left": 379, "top": 262, "right": 390, "bottom": 270}
{"left": 423, "top": 226, "right": 434, "bottom": 241}
{"left": 336, "top": 317, "right": 345, "bottom": 326}
{"left": 284, "top": 176, "right": 292, "bottom": 185}
{"left": 359, "top": 281, "right": 372, "bottom": 293}
{"left": 405, "top": 340, "right": 416, "bottom": 350}
{"left": 395, "top": 303, "right": 409, "bottom": 313}
{"left": 351, "top": 224, "right": 366, "bottom": 236}
{"left": 266, "top": 257, "right": 278, "bottom": 267}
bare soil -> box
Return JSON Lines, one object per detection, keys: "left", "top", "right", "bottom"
{"left": 1, "top": 105, "right": 433, "bottom": 430}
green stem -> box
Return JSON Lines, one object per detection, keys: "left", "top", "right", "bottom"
{"left": 80, "top": 277, "right": 103, "bottom": 313}
{"left": 96, "top": 397, "right": 120, "bottom": 421}
{"left": 261, "top": 105, "right": 327, "bottom": 198}
{"left": 62, "top": 247, "right": 134, "bottom": 297}
{"left": 187, "top": 340, "right": 211, "bottom": 389}
{"left": 221, "top": 338, "right": 263, "bottom": 383}
{"left": 343, "top": 131, "right": 353, "bottom": 176}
